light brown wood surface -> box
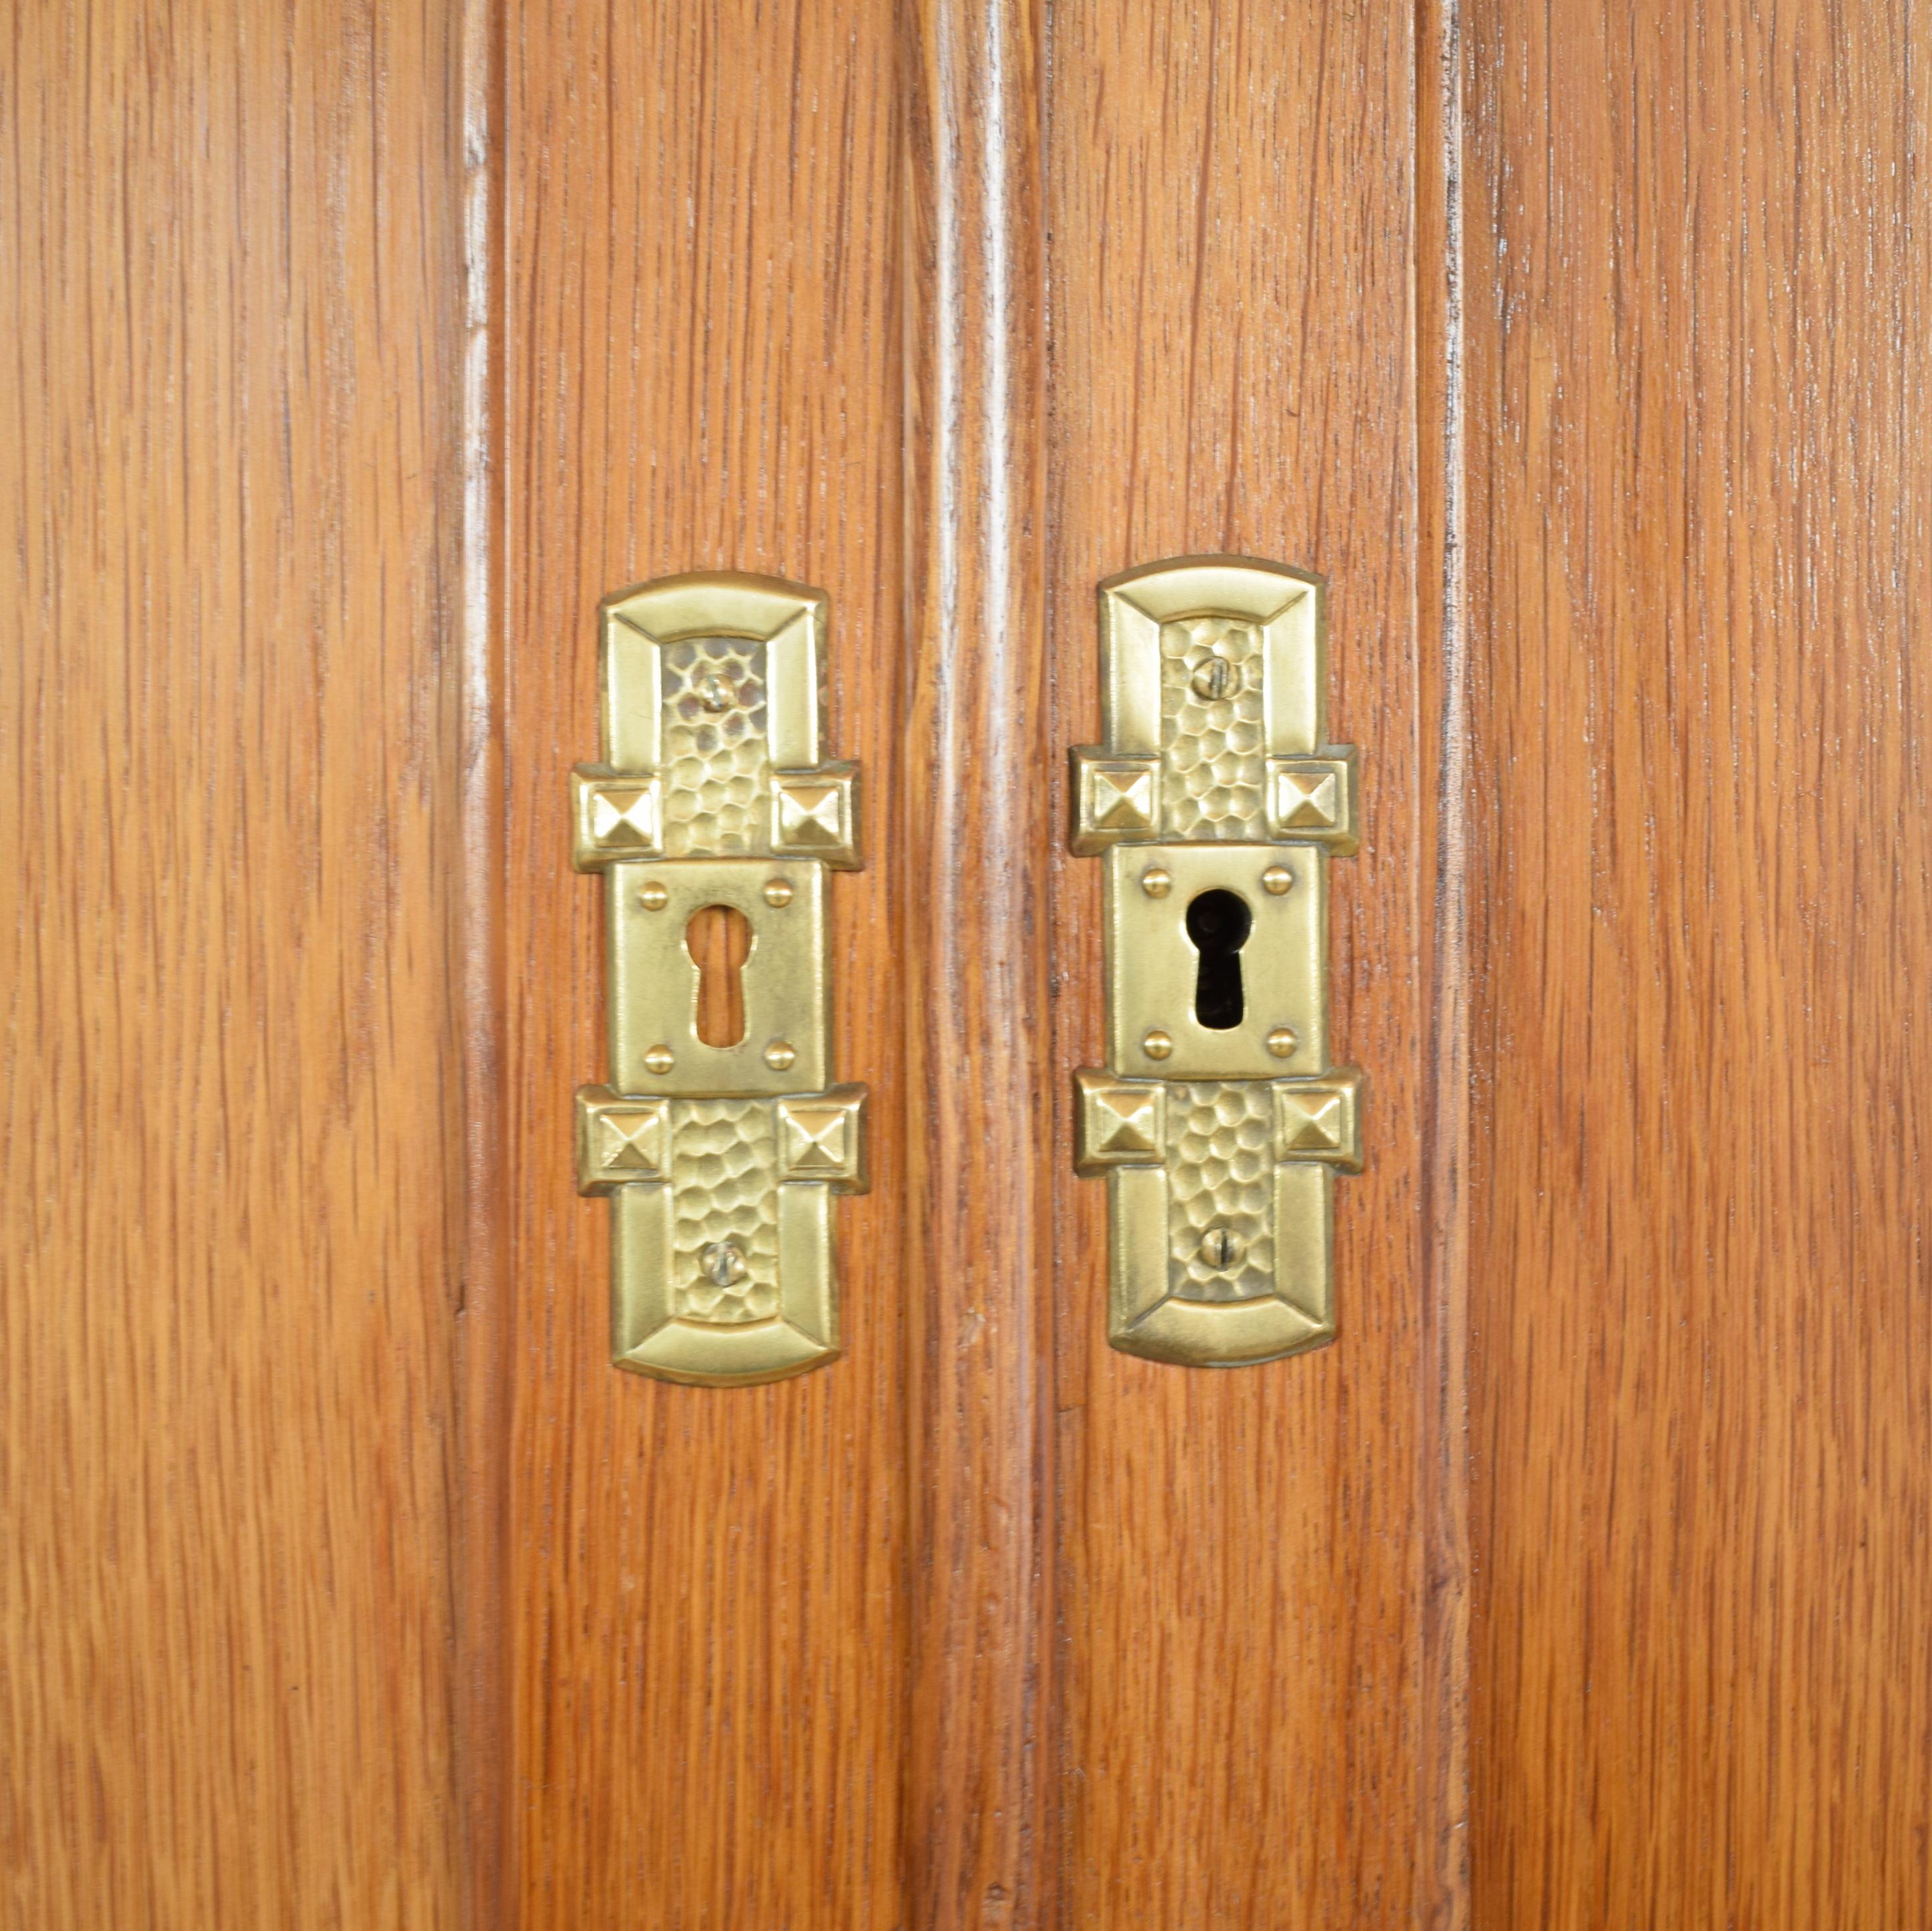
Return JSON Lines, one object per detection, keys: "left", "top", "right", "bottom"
{"left": 13, "top": 0, "right": 1927, "bottom": 1922}
{"left": 1460, "top": 0, "right": 1932, "bottom": 1923}
{"left": 495, "top": 1, "right": 910, "bottom": 1923}
{"left": 1, "top": 1, "right": 468, "bottom": 1925}
{"left": 1042, "top": 3, "right": 1443, "bottom": 1925}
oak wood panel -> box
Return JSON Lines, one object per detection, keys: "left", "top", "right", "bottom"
{"left": 497, "top": 3, "right": 909, "bottom": 1924}
{"left": 900, "top": 2, "right": 1058, "bottom": 1922}
{"left": 1462, "top": 0, "right": 1932, "bottom": 1922}
{"left": 1044, "top": 4, "right": 1437, "bottom": 1924}
{"left": 0, "top": 1, "right": 468, "bottom": 1924}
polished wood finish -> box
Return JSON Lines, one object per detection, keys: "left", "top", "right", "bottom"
{"left": 900, "top": 2, "right": 1058, "bottom": 1922}
{"left": 13, "top": 0, "right": 1925, "bottom": 1922}
{"left": 1, "top": 1, "right": 468, "bottom": 1924}
{"left": 496, "top": 2, "right": 909, "bottom": 1923}
{"left": 1044, "top": 4, "right": 1440, "bottom": 1923}
{"left": 1461, "top": 0, "right": 1932, "bottom": 1922}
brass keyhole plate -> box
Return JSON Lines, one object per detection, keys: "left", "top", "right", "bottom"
{"left": 571, "top": 572, "right": 867, "bottom": 1387}
{"left": 1070, "top": 556, "right": 1364, "bottom": 1368}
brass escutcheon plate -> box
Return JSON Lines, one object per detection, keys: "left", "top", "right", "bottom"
{"left": 1071, "top": 556, "right": 1363, "bottom": 1367}
{"left": 572, "top": 572, "right": 866, "bottom": 1387}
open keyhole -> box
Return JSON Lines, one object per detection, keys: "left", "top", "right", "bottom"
{"left": 1185, "top": 889, "right": 1252, "bottom": 1030}
{"left": 686, "top": 904, "right": 751, "bottom": 1047}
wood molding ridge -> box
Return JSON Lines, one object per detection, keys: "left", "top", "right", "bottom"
{"left": 899, "top": 0, "right": 1059, "bottom": 1924}
{"left": 456, "top": 0, "right": 513, "bottom": 1920}
{"left": 1416, "top": 0, "right": 1474, "bottom": 1924}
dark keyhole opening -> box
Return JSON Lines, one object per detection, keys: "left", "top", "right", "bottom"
{"left": 686, "top": 904, "right": 751, "bottom": 1047}
{"left": 1185, "top": 889, "right": 1252, "bottom": 1030}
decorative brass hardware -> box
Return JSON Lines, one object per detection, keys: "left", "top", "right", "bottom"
{"left": 573, "top": 572, "right": 865, "bottom": 1386}
{"left": 1071, "top": 557, "right": 1362, "bottom": 1367}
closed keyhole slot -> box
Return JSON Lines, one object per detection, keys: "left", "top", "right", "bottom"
{"left": 686, "top": 905, "right": 751, "bottom": 1047}
{"left": 1185, "top": 889, "right": 1252, "bottom": 1030}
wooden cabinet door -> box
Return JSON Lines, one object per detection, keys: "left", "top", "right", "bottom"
{"left": 9, "top": 1, "right": 1925, "bottom": 1926}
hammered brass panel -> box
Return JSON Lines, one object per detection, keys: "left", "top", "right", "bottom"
{"left": 1159, "top": 617, "right": 1268, "bottom": 838}
{"left": 659, "top": 637, "right": 772, "bottom": 857}
{"left": 1167, "top": 1083, "right": 1277, "bottom": 1303}
{"left": 669, "top": 1100, "right": 779, "bottom": 1324}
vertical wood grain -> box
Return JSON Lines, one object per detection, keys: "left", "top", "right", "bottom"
{"left": 1043, "top": 3, "right": 1433, "bottom": 1924}
{"left": 900, "top": 1, "right": 1057, "bottom": 1922}
{"left": 0, "top": 1, "right": 468, "bottom": 1924}
{"left": 456, "top": 0, "right": 511, "bottom": 1919}
{"left": 498, "top": 4, "right": 909, "bottom": 1924}
{"left": 1416, "top": 1, "right": 1474, "bottom": 1924}
{"left": 1461, "top": 0, "right": 1932, "bottom": 1922}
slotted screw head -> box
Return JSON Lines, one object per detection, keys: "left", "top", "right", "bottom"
{"left": 1142, "top": 1029, "right": 1175, "bottom": 1062}
{"left": 1141, "top": 867, "right": 1173, "bottom": 899}
{"left": 638, "top": 879, "right": 670, "bottom": 911}
{"left": 643, "top": 1043, "right": 676, "bottom": 1076}
{"left": 1200, "top": 1226, "right": 1242, "bottom": 1270}
{"left": 1261, "top": 864, "right": 1294, "bottom": 896}
{"left": 697, "top": 672, "right": 737, "bottom": 713}
{"left": 763, "top": 878, "right": 794, "bottom": 907}
{"left": 700, "top": 1241, "right": 747, "bottom": 1288}
{"left": 1191, "top": 655, "right": 1238, "bottom": 701}
{"left": 1265, "top": 1026, "right": 1298, "bottom": 1060}
{"left": 763, "top": 1039, "right": 797, "bottom": 1072}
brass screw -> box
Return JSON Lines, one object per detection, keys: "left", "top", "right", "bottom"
{"left": 1142, "top": 1029, "right": 1175, "bottom": 1061}
{"left": 763, "top": 878, "right": 794, "bottom": 907}
{"left": 1265, "top": 1026, "right": 1298, "bottom": 1060}
{"left": 1141, "top": 866, "right": 1173, "bottom": 899}
{"left": 764, "top": 1039, "right": 797, "bottom": 1072}
{"left": 700, "top": 1240, "right": 747, "bottom": 1288}
{"left": 1200, "top": 1226, "right": 1241, "bottom": 1270}
{"left": 638, "top": 879, "right": 670, "bottom": 911}
{"left": 1191, "top": 655, "right": 1238, "bottom": 701}
{"left": 697, "top": 672, "right": 737, "bottom": 713}
{"left": 643, "top": 1043, "right": 676, "bottom": 1076}
{"left": 1261, "top": 864, "right": 1294, "bottom": 897}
